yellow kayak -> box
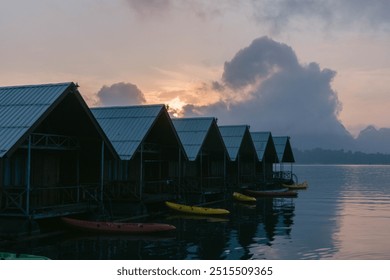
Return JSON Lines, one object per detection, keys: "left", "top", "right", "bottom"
{"left": 283, "top": 181, "right": 309, "bottom": 190}
{"left": 165, "top": 201, "right": 230, "bottom": 215}
{"left": 233, "top": 192, "right": 256, "bottom": 202}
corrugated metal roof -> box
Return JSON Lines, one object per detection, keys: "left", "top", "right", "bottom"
{"left": 91, "top": 105, "right": 164, "bottom": 160}
{"left": 0, "top": 82, "right": 72, "bottom": 158}
{"left": 219, "top": 125, "right": 248, "bottom": 161}
{"left": 251, "top": 132, "right": 272, "bottom": 161}
{"left": 273, "top": 136, "right": 295, "bottom": 163}
{"left": 172, "top": 117, "right": 215, "bottom": 161}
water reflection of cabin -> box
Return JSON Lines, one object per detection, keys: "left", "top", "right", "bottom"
{"left": 273, "top": 136, "right": 296, "bottom": 183}
{"left": 172, "top": 117, "right": 229, "bottom": 196}
{"left": 0, "top": 82, "right": 117, "bottom": 219}
{"left": 219, "top": 125, "right": 258, "bottom": 188}
{"left": 250, "top": 132, "right": 278, "bottom": 184}
{"left": 91, "top": 105, "right": 185, "bottom": 202}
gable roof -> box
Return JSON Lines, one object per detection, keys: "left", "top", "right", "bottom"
{"left": 172, "top": 117, "right": 227, "bottom": 161}
{"left": 219, "top": 125, "right": 256, "bottom": 161}
{"left": 250, "top": 131, "right": 278, "bottom": 162}
{"left": 273, "top": 136, "right": 295, "bottom": 163}
{"left": 0, "top": 82, "right": 117, "bottom": 159}
{"left": 92, "top": 104, "right": 177, "bottom": 160}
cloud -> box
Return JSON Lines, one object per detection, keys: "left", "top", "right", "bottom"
{"left": 222, "top": 37, "right": 299, "bottom": 89}
{"left": 124, "top": 0, "right": 236, "bottom": 21}
{"left": 155, "top": 82, "right": 222, "bottom": 113}
{"left": 124, "top": 0, "right": 390, "bottom": 34}
{"left": 183, "top": 36, "right": 354, "bottom": 150}
{"left": 124, "top": 0, "right": 172, "bottom": 18}
{"left": 96, "top": 82, "right": 146, "bottom": 106}
{"left": 251, "top": 0, "right": 390, "bottom": 34}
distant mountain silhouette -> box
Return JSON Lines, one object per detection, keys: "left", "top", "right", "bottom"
{"left": 292, "top": 125, "right": 390, "bottom": 164}
{"left": 293, "top": 148, "right": 390, "bottom": 164}
{"left": 355, "top": 125, "right": 390, "bottom": 154}
{"left": 290, "top": 130, "right": 355, "bottom": 151}
{"left": 290, "top": 125, "right": 390, "bottom": 155}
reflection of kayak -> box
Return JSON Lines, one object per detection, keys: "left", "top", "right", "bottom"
{"left": 234, "top": 203, "right": 256, "bottom": 210}
{"left": 165, "top": 201, "right": 230, "bottom": 215}
{"left": 61, "top": 217, "right": 176, "bottom": 234}
{"left": 283, "top": 181, "right": 308, "bottom": 190}
{"left": 233, "top": 192, "right": 256, "bottom": 202}
{"left": 244, "top": 189, "right": 298, "bottom": 198}
{"left": 0, "top": 252, "right": 50, "bottom": 260}
{"left": 166, "top": 214, "right": 229, "bottom": 223}
{"left": 67, "top": 233, "right": 176, "bottom": 243}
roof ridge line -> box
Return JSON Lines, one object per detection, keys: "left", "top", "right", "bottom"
{"left": 91, "top": 104, "right": 165, "bottom": 110}
{"left": 0, "top": 82, "right": 73, "bottom": 90}
{"left": 219, "top": 124, "right": 249, "bottom": 127}
{"left": 172, "top": 117, "right": 215, "bottom": 120}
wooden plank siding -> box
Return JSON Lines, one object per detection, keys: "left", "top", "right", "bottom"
{"left": 0, "top": 83, "right": 118, "bottom": 219}
{"left": 92, "top": 105, "right": 185, "bottom": 202}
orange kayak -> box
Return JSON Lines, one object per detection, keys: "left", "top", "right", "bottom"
{"left": 61, "top": 217, "right": 176, "bottom": 234}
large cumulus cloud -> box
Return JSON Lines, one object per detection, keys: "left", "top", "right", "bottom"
{"left": 183, "top": 36, "right": 354, "bottom": 149}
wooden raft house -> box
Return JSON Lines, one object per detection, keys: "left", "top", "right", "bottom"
{"left": 219, "top": 125, "right": 258, "bottom": 189}
{"left": 0, "top": 82, "right": 118, "bottom": 220}
{"left": 91, "top": 105, "right": 186, "bottom": 202}
{"left": 172, "top": 117, "right": 229, "bottom": 198}
{"left": 273, "top": 136, "right": 296, "bottom": 184}
{"left": 250, "top": 132, "right": 278, "bottom": 185}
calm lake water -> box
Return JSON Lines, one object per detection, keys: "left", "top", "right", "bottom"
{"left": 3, "top": 165, "right": 390, "bottom": 260}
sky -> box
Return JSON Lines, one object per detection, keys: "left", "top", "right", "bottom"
{"left": 1, "top": 0, "right": 390, "bottom": 148}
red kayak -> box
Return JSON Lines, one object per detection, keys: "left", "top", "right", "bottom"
{"left": 61, "top": 217, "right": 176, "bottom": 234}
{"left": 244, "top": 189, "right": 298, "bottom": 198}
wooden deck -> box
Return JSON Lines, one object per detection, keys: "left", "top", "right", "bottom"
{"left": 0, "top": 202, "right": 98, "bottom": 220}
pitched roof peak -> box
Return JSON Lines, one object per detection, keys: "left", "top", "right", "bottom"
{"left": 0, "top": 82, "right": 73, "bottom": 90}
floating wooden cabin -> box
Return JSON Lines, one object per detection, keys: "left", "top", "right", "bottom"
{"left": 0, "top": 82, "right": 117, "bottom": 219}
{"left": 250, "top": 132, "right": 278, "bottom": 183}
{"left": 273, "top": 136, "right": 296, "bottom": 183}
{"left": 172, "top": 117, "right": 229, "bottom": 196}
{"left": 219, "top": 125, "right": 258, "bottom": 188}
{"left": 91, "top": 105, "right": 186, "bottom": 202}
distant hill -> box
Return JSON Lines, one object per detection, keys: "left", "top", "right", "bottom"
{"left": 355, "top": 125, "right": 390, "bottom": 154}
{"left": 290, "top": 125, "right": 390, "bottom": 156}
{"left": 290, "top": 131, "right": 355, "bottom": 151}
{"left": 293, "top": 148, "right": 390, "bottom": 164}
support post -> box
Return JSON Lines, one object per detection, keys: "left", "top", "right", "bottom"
{"left": 223, "top": 150, "right": 226, "bottom": 190}
{"left": 100, "top": 140, "right": 104, "bottom": 203}
{"left": 200, "top": 149, "right": 203, "bottom": 193}
{"left": 76, "top": 151, "right": 80, "bottom": 202}
{"left": 139, "top": 144, "right": 143, "bottom": 200}
{"left": 178, "top": 148, "right": 182, "bottom": 195}
{"left": 26, "top": 135, "right": 31, "bottom": 217}
{"left": 253, "top": 154, "right": 256, "bottom": 183}
{"left": 0, "top": 159, "right": 3, "bottom": 190}
{"left": 237, "top": 153, "right": 240, "bottom": 186}
{"left": 290, "top": 162, "right": 293, "bottom": 182}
